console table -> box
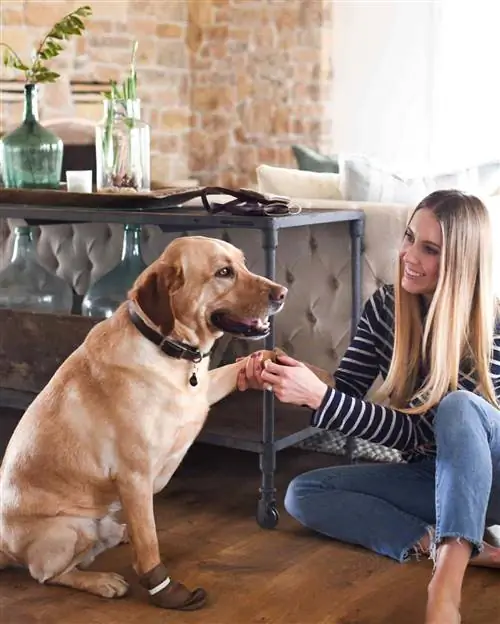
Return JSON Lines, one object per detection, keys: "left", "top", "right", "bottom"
{"left": 0, "top": 197, "right": 365, "bottom": 529}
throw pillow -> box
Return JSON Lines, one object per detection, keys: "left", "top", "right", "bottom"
{"left": 291, "top": 144, "right": 340, "bottom": 173}
{"left": 256, "top": 164, "right": 343, "bottom": 200}
{"left": 341, "top": 155, "right": 500, "bottom": 204}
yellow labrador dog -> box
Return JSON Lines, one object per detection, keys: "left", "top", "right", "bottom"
{"left": 0, "top": 235, "right": 287, "bottom": 610}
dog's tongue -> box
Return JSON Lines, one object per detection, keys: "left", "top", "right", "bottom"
{"left": 230, "top": 316, "right": 267, "bottom": 329}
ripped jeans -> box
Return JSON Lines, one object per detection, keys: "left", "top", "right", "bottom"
{"left": 284, "top": 390, "right": 500, "bottom": 562}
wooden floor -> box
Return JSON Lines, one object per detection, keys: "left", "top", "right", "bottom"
{"left": 0, "top": 414, "right": 499, "bottom": 623}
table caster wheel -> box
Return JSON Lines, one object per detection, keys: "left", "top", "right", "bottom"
{"left": 257, "top": 502, "right": 279, "bottom": 529}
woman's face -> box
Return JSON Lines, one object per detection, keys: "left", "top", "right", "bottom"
{"left": 400, "top": 207, "right": 442, "bottom": 298}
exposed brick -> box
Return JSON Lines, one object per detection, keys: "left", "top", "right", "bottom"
{"left": 24, "top": 2, "right": 72, "bottom": 27}
{"left": 90, "top": 0, "right": 129, "bottom": 21}
{"left": 158, "top": 42, "right": 188, "bottom": 70}
{"left": 188, "top": 0, "right": 214, "bottom": 28}
{"left": 132, "top": 19, "right": 158, "bottom": 37}
{"left": 151, "top": 134, "right": 183, "bottom": 154}
{"left": 204, "top": 25, "right": 228, "bottom": 42}
{"left": 0, "top": 9, "right": 24, "bottom": 25}
{"left": 186, "top": 20, "right": 203, "bottom": 54}
{"left": 87, "top": 35, "right": 134, "bottom": 50}
{"left": 192, "top": 86, "right": 232, "bottom": 111}
{"left": 156, "top": 23, "right": 184, "bottom": 39}
{"left": 160, "top": 110, "right": 191, "bottom": 132}
{"left": 86, "top": 20, "right": 116, "bottom": 35}
{"left": 0, "top": 0, "right": 333, "bottom": 188}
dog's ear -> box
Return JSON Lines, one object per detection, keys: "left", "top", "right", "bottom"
{"left": 129, "top": 260, "right": 184, "bottom": 335}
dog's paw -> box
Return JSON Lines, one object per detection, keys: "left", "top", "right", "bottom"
{"left": 149, "top": 581, "right": 207, "bottom": 611}
{"left": 260, "top": 347, "right": 288, "bottom": 364}
{"left": 84, "top": 572, "right": 130, "bottom": 599}
{"left": 140, "top": 563, "right": 207, "bottom": 610}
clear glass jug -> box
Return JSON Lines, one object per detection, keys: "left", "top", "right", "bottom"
{"left": 0, "top": 226, "right": 73, "bottom": 313}
{"left": 95, "top": 98, "right": 150, "bottom": 192}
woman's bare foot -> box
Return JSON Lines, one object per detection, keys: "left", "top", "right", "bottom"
{"left": 426, "top": 580, "right": 461, "bottom": 624}
{"left": 425, "top": 597, "right": 461, "bottom": 624}
{"left": 469, "top": 541, "right": 500, "bottom": 568}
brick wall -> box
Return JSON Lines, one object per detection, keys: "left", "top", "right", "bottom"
{"left": 0, "top": 0, "right": 333, "bottom": 187}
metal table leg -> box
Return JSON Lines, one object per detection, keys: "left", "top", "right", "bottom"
{"left": 256, "top": 226, "right": 279, "bottom": 529}
{"left": 345, "top": 216, "right": 365, "bottom": 463}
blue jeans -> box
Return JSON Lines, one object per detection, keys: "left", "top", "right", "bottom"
{"left": 285, "top": 390, "right": 500, "bottom": 562}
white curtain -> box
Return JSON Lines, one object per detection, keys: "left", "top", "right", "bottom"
{"left": 429, "top": 0, "right": 500, "bottom": 171}
{"left": 332, "top": 0, "right": 500, "bottom": 174}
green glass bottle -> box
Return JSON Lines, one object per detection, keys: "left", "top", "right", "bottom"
{"left": 0, "top": 226, "right": 73, "bottom": 313}
{"left": 0, "top": 84, "right": 63, "bottom": 189}
{"left": 81, "top": 224, "right": 147, "bottom": 319}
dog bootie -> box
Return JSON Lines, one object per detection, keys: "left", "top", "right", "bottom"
{"left": 139, "top": 563, "right": 207, "bottom": 610}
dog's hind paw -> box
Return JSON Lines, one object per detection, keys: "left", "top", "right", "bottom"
{"left": 93, "top": 572, "right": 130, "bottom": 598}
{"left": 48, "top": 570, "right": 129, "bottom": 599}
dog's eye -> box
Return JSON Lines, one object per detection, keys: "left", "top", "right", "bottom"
{"left": 215, "top": 266, "right": 234, "bottom": 278}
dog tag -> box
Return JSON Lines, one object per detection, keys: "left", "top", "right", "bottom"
{"left": 189, "top": 372, "right": 198, "bottom": 387}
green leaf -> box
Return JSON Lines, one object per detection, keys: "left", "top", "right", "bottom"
{"left": 39, "top": 40, "right": 63, "bottom": 60}
{"left": 75, "top": 5, "right": 93, "bottom": 17}
{"left": 31, "top": 69, "right": 60, "bottom": 83}
{"left": 47, "top": 27, "right": 65, "bottom": 41}
{"left": 1, "top": 45, "right": 29, "bottom": 71}
{"left": 0, "top": 6, "right": 92, "bottom": 84}
{"left": 70, "top": 16, "right": 85, "bottom": 30}
{"left": 31, "top": 5, "right": 92, "bottom": 83}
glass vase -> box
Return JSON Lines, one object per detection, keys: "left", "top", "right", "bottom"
{"left": 0, "top": 84, "right": 63, "bottom": 189}
{"left": 95, "top": 99, "right": 150, "bottom": 192}
{"left": 81, "top": 224, "right": 147, "bottom": 319}
{"left": 0, "top": 226, "right": 73, "bottom": 313}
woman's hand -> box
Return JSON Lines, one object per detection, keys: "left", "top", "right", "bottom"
{"left": 237, "top": 351, "right": 328, "bottom": 410}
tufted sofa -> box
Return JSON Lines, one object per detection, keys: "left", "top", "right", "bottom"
{"left": 2, "top": 194, "right": 500, "bottom": 460}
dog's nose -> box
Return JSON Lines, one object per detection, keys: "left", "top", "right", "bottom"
{"left": 269, "top": 285, "right": 288, "bottom": 303}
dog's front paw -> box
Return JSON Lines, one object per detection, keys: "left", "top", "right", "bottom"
{"left": 140, "top": 563, "right": 207, "bottom": 610}
{"left": 259, "top": 347, "right": 287, "bottom": 364}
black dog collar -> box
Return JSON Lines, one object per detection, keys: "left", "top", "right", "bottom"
{"left": 127, "top": 301, "right": 211, "bottom": 365}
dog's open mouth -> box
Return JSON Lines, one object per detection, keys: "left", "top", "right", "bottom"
{"left": 211, "top": 311, "right": 270, "bottom": 338}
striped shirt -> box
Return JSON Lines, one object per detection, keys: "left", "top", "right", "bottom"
{"left": 312, "top": 285, "right": 500, "bottom": 461}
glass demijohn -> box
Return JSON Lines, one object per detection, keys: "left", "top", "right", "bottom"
{"left": 95, "top": 98, "right": 150, "bottom": 192}
{"left": 0, "top": 84, "right": 63, "bottom": 189}
{"left": 81, "top": 224, "right": 147, "bottom": 319}
{"left": 0, "top": 226, "right": 73, "bottom": 313}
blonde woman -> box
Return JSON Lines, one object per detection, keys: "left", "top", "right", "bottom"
{"left": 238, "top": 190, "right": 500, "bottom": 624}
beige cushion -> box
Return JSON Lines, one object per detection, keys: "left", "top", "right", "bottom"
{"left": 256, "top": 164, "right": 343, "bottom": 200}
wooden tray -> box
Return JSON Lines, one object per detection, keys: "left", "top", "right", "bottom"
{"left": 0, "top": 186, "right": 205, "bottom": 210}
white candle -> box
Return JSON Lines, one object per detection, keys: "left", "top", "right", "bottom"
{"left": 66, "top": 170, "right": 92, "bottom": 193}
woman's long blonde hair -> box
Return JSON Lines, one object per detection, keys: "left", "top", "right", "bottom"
{"left": 376, "top": 189, "right": 498, "bottom": 414}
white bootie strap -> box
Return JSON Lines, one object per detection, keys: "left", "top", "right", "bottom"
{"left": 149, "top": 575, "right": 171, "bottom": 595}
